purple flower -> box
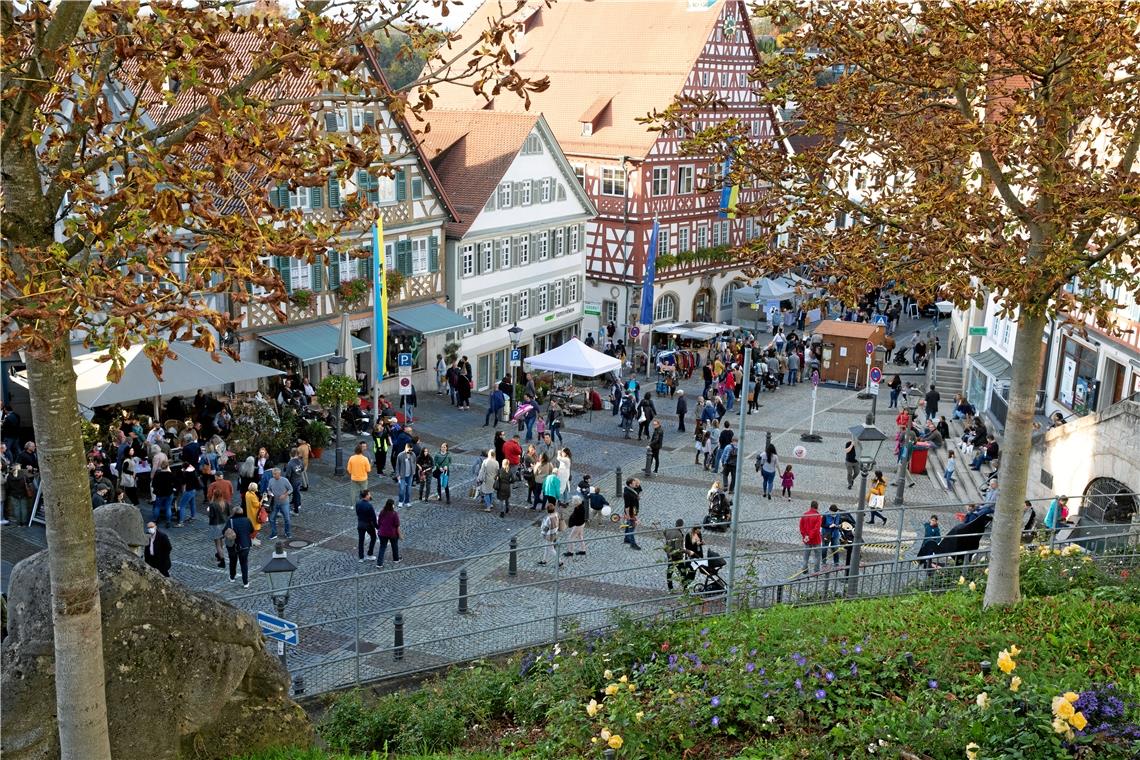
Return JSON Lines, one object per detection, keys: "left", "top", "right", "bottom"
{"left": 745, "top": 662, "right": 756, "bottom": 673}
{"left": 750, "top": 648, "right": 757, "bottom": 656}
{"left": 711, "top": 696, "right": 721, "bottom": 707}
{"left": 854, "top": 645, "right": 863, "bottom": 654}
{"left": 815, "top": 688, "right": 826, "bottom": 700}
{"left": 703, "top": 641, "right": 711, "bottom": 649}
{"left": 701, "top": 627, "right": 710, "bottom": 636}
{"left": 840, "top": 647, "right": 848, "bottom": 655}
{"left": 928, "top": 680, "right": 939, "bottom": 690}
{"left": 729, "top": 646, "right": 738, "bottom": 654}
{"left": 850, "top": 663, "right": 859, "bottom": 676}
{"left": 711, "top": 716, "right": 720, "bottom": 728}
{"left": 825, "top": 671, "right": 835, "bottom": 683}
{"left": 795, "top": 678, "right": 803, "bottom": 690}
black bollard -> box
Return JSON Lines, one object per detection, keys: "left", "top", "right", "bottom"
{"left": 615, "top": 467, "right": 622, "bottom": 497}
{"left": 393, "top": 613, "right": 404, "bottom": 661}
{"left": 458, "top": 569, "right": 469, "bottom": 614}
{"left": 508, "top": 536, "right": 518, "bottom": 577}
{"left": 644, "top": 446, "right": 652, "bottom": 475}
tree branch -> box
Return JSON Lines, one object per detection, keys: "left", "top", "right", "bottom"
{"left": 952, "top": 83, "right": 1034, "bottom": 224}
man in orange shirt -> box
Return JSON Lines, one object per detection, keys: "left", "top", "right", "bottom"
{"left": 799, "top": 500, "right": 823, "bottom": 575}
{"left": 206, "top": 470, "right": 234, "bottom": 507}
{"left": 346, "top": 441, "right": 372, "bottom": 506}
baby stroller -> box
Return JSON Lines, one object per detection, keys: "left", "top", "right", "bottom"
{"left": 891, "top": 346, "right": 911, "bottom": 366}
{"left": 703, "top": 491, "right": 732, "bottom": 532}
{"left": 692, "top": 550, "right": 727, "bottom": 595}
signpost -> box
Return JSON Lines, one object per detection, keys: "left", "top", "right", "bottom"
{"left": 397, "top": 352, "right": 413, "bottom": 424}
{"left": 257, "top": 611, "right": 299, "bottom": 646}
{"left": 868, "top": 365, "right": 882, "bottom": 420}
{"left": 509, "top": 348, "right": 521, "bottom": 368}
{"left": 583, "top": 302, "right": 601, "bottom": 317}
{"left": 801, "top": 370, "right": 823, "bottom": 442}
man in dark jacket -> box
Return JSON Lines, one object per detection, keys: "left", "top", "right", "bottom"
{"left": 355, "top": 489, "right": 378, "bottom": 561}
{"left": 675, "top": 390, "right": 688, "bottom": 433}
{"left": 924, "top": 385, "right": 941, "bottom": 421}
{"left": 622, "top": 477, "right": 642, "bottom": 550}
{"left": 636, "top": 392, "right": 656, "bottom": 440}
{"left": 647, "top": 420, "right": 664, "bottom": 474}
{"left": 143, "top": 521, "right": 173, "bottom": 577}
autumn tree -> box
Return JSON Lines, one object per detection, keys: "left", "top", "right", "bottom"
{"left": 0, "top": 1, "right": 546, "bottom": 755}
{"left": 654, "top": 0, "right": 1138, "bottom": 606}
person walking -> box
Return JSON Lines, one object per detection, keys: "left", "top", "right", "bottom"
{"left": 821, "top": 504, "right": 844, "bottom": 567}
{"left": 787, "top": 350, "right": 800, "bottom": 385}
{"left": 477, "top": 448, "right": 499, "bottom": 512}
{"left": 924, "top": 384, "right": 941, "bottom": 422}
{"left": 618, "top": 392, "right": 636, "bottom": 438}
{"left": 540, "top": 460, "right": 561, "bottom": 509}
{"left": 798, "top": 501, "right": 823, "bottom": 574}
{"left": 867, "top": 470, "right": 888, "bottom": 525}
{"left": 636, "top": 392, "right": 656, "bottom": 441}
{"left": 622, "top": 477, "right": 643, "bottom": 550}
{"left": 675, "top": 390, "right": 687, "bottom": 433}
{"left": 376, "top": 498, "right": 401, "bottom": 567}
{"left": 243, "top": 482, "right": 264, "bottom": 546}
{"left": 647, "top": 420, "right": 664, "bottom": 474}
{"left": 484, "top": 385, "right": 506, "bottom": 428}
{"left": 433, "top": 442, "right": 453, "bottom": 504}
{"left": 224, "top": 505, "right": 254, "bottom": 587}
{"left": 143, "top": 521, "right": 173, "bottom": 578}
{"left": 151, "top": 453, "right": 176, "bottom": 529}
{"left": 355, "top": 489, "right": 378, "bottom": 562}
{"left": 285, "top": 447, "right": 304, "bottom": 514}
{"left": 564, "top": 495, "right": 587, "bottom": 557}
{"left": 720, "top": 435, "right": 738, "bottom": 491}
{"left": 888, "top": 374, "right": 903, "bottom": 409}
{"left": 547, "top": 400, "right": 565, "bottom": 445}
{"left": 265, "top": 468, "right": 294, "bottom": 540}
{"left": 206, "top": 494, "right": 229, "bottom": 569}
{"left": 944, "top": 450, "right": 957, "bottom": 492}
{"left": 176, "top": 461, "right": 198, "bottom": 526}
{"left": 918, "top": 514, "right": 941, "bottom": 569}
{"left": 555, "top": 448, "right": 572, "bottom": 505}
{"left": 494, "top": 458, "right": 514, "bottom": 517}
{"left": 538, "top": 502, "right": 562, "bottom": 567}
{"left": 347, "top": 441, "right": 372, "bottom": 506}
{"left": 416, "top": 447, "right": 434, "bottom": 502}
{"left": 843, "top": 436, "right": 859, "bottom": 489}
{"left": 780, "top": 464, "right": 795, "bottom": 501}
{"left": 756, "top": 444, "right": 779, "bottom": 500}
{"left": 395, "top": 442, "right": 416, "bottom": 508}
{"left": 371, "top": 419, "right": 390, "bottom": 476}
{"left": 663, "top": 518, "right": 686, "bottom": 591}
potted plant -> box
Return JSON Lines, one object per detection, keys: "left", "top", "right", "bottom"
{"left": 385, "top": 268, "right": 405, "bottom": 295}
{"left": 301, "top": 419, "right": 331, "bottom": 458}
{"left": 336, "top": 277, "right": 369, "bottom": 309}
{"left": 290, "top": 288, "right": 314, "bottom": 310}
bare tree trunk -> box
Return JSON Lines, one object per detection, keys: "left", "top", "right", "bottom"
{"left": 983, "top": 310, "right": 1048, "bottom": 608}
{"left": 25, "top": 341, "right": 112, "bottom": 760}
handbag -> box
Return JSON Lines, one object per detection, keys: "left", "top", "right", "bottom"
{"left": 638, "top": 411, "right": 647, "bottom": 424}
{"left": 257, "top": 506, "right": 269, "bottom": 524}
{"left": 224, "top": 519, "right": 236, "bottom": 547}
{"left": 869, "top": 494, "right": 885, "bottom": 510}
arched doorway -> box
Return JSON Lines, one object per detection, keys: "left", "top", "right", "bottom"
{"left": 1075, "top": 477, "right": 1137, "bottom": 551}
{"left": 693, "top": 288, "right": 714, "bottom": 322}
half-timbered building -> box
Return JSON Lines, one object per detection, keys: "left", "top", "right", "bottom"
{"left": 429, "top": 0, "right": 780, "bottom": 344}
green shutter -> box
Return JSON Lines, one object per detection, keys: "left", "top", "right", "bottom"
{"left": 275, "top": 256, "right": 292, "bottom": 294}
{"left": 395, "top": 168, "right": 407, "bottom": 201}
{"left": 428, "top": 236, "right": 439, "bottom": 273}
{"left": 328, "top": 251, "right": 340, "bottom": 285}
{"left": 367, "top": 174, "right": 379, "bottom": 204}
{"left": 358, "top": 254, "right": 372, "bottom": 282}
{"left": 327, "top": 174, "right": 340, "bottom": 208}
{"left": 311, "top": 259, "right": 323, "bottom": 291}
{"left": 362, "top": 111, "right": 376, "bottom": 127}
{"left": 324, "top": 112, "right": 338, "bottom": 132}
{"left": 396, "top": 240, "right": 412, "bottom": 276}
{"left": 310, "top": 185, "right": 323, "bottom": 208}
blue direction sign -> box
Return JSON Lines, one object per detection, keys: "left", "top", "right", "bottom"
{"left": 257, "top": 611, "right": 299, "bottom": 646}
{"left": 397, "top": 352, "right": 413, "bottom": 367}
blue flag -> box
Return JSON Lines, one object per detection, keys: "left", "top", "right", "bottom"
{"left": 639, "top": 218, "right": 660, "bottom": 325}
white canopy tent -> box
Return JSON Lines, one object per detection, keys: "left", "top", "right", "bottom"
{"left": 524, "top": 337, "right": 621, "bottom": 377}
{"left": 11, "top": 341, "right": 283, "bottom": 410}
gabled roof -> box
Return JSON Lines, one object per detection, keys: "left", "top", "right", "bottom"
{"left": 419, "top": 110, "right": 540, "bottom": 237}
{"left": 427, "top": 0, "right": 741, "bottom": 158}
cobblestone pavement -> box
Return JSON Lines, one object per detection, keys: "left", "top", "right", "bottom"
{"left": 2, "top": 315, "right": 964, "bottom": 692}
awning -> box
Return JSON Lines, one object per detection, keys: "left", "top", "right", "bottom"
{"left": 969, "top": 348, "right": 1012, "bottom": 380}
{"left": 260, "top": 323, "right": 369, "bottom": 365}
{"left": 389, "top": 303, "right": 473, "bottom": 336}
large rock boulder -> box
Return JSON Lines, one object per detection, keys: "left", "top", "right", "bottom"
{"left": 1, "top": 520, "right": 313, "bottom": 759}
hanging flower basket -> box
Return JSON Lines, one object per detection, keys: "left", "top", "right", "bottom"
{"left": 290, "top": 288, "right": 314, "bottom": 310}
{"left": 336, "top": 278, "right": 370, "bottom": 308}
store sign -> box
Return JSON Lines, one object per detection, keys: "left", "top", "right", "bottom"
{"left": 968, "top": 326, "right": 988, "bottom": 336}
{"left": 1059, "top": 356, "right": 1076, "bottom": 407}
{"left": 583, "top": 301, "right": 602, "bottom": 317}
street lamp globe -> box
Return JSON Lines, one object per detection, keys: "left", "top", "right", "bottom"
{"left": 262, "top": 543, "right": 297, "bottom": 613}
{"left": 507, "top": 322, "right": 523, "bottom": 348}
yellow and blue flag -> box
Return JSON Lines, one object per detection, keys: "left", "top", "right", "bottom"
{"left": 372, "top": 218, "right": 387, "bottom": 378}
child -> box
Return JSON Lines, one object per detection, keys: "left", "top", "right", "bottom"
{"left": 780, "top": 465, "right": 795, "bottom": 501}
{"left": 700, "top": 431, "right": 715, "bottom": 470}
{"left": 693, "top": 420, "right": 706, "bottom": 465}
{"left": 943, "top": 450, "right": 957, "bottom": 491}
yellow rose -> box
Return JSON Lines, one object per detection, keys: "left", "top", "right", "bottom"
{"left": 600, "top": 728, "right": 611, "bottom": 741}
{"left": 603, "top": 669, "right": 613, "bottom": 680}
{"left": 605, "top": 684, "right": 619, "bottom": 696}
{"left": 1055, "top": 700, "right": 1075, "bottom": 720}
{"left": 976, "top": 693, "right": 990, "bottom": 710}
{"left": 591, "top": 737, "right": 598, "bottom": 744}
{"left": 958, "top": 576, "right": 966, "bottom": 585}
{"left": 608, "top": 734, "right": 624, "bottom": 750}
{"left": 619, "top": 674, "right": 628, "bottom": 683}
{"left": 586, "top": 699, "right": 600, "bottom": 717}
{"left": 1010, "top": 676, "right": 1022, "bottom": 692}
{"left": 1053, "top": 716, "right": 1070, "bottom": 734}
{"left": 996, "top": 651, "right": 1016, "bottom": 674}
{"left": 628, "top": 683, "right": 637, "bottom": 692}
{"left": 1008, "top": 645, "right": 1021, "bottom": 656}
{"left": 1064, "top": 691, "right": 1079, "bottom": 703}
{"left": 969, "top": 581, "right": 977, "bottom": 591}
{"left": 1070, "top": 711, "right": 1087, "bottom": 731}
{"left": 635, "top": 711, "right": 644, "bottom": 721}
{"left": 1053, "top": 548, "right": 1062, "bottom": 555}
{"left": 965, "top": 742, "right": 980, "bottom": 760}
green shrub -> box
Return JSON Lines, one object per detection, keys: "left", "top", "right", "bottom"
{"left": 393, "top": 700, "right": 466, "bottom": 754}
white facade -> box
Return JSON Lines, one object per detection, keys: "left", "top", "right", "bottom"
{"left": 446, "top": 123, "right": 597, "bottom": 392}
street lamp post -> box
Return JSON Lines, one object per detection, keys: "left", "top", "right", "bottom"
{"left": 262, "top": 542, "right": 298, "bottom": 670}
{"left": 328, "top": 354, "right": 348, "bottom": 476}
{"left": 845, "top": 414, "right": 887, "bottom": 598}
{"left": 507, "top": 322, "right": 524, "bottom": 407}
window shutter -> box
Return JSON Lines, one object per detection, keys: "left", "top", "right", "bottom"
{"left": 513, "top": 181, "right": 523, "bottom": 206}
{"left": 396, "top": 240, "right": 412, "bottom": 276}
{"left": 492, "top": 301, "right": 501, "bottom": 329}
{"left": 474, "top": 303, "right": 483, "bottom": 334}
{"left": 530, "top": 232, "right": 538, "bottom": 254}
{"left": 556, "top": 182, "right": 566, "bottom": 201}
{"left": 324, "top": 112, "right": 338, "bottom": 132}
{"left": 311, "top": 259, "right": 323, "bottom": 291}
{"left": 327, "top": 174, "right": 341, "bottom": 208}
{"left": 328, "top": 251, "right": 340, "bottom": 285}
{"left": 428, "top": 236, "right": 440, "bottom": 273}
{"left": 395, "top": 169, "right": 407, "bottom": 201}
{"left": 358, "top": 254, "right": 372, "bottom": 282}
{"left": 366, "top": 174, "right": 379, "bottom": 204}
{"left": 274, "top": 182, "right": 290, "bottom": 209}
{"left": 276, "top": 256, "right": 292, "bottom": 294}
{"left": 362, "top": 111, "right": 376, "bottom": 128}
{"left": 310, "top": 185, "right": 323, "bottom": 208}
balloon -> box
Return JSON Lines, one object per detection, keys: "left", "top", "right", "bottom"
{"left": 601, "top": 505, "right": 612, "bottom": 518}
{"left": 793, "top": 445, "right": 807, "bottom": 459}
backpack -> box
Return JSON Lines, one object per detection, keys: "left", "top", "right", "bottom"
{"left": 620, "top": 397, "right": 635, "bottom": 417}
{"left": 723, "top": 444, "right": 737, "bottom": 467}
